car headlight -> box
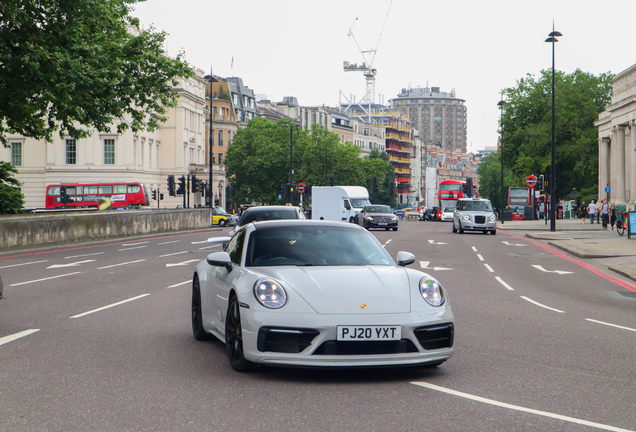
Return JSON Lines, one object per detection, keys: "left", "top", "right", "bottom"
{"left": 489, "top": 215, "right": 496, "bottom": 222}
{"left": 463, "top": 215, "right": 469, "bottom": 220}
{"left": 365, "top": 216, "right": 373, "bottom": 221}
{"left": 391, "top": 216, "right": 398, "bottom": 221}
{"left": 419, "top": 277, "right": 445, "bottom": 307}
{"left": 253, "top": 278, "right": 287, "bottom": 309}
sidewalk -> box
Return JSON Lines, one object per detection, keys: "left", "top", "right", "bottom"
{"left": 497, "top": 218, "right": 636, "bottom": 283}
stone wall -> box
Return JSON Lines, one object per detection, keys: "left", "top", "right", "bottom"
{"left": 0, "top": 209, "right": 212, "bottom": 250}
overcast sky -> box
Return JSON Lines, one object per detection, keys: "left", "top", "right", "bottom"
{"left": 132, "top": 0, "right": 634, "bottom": 153}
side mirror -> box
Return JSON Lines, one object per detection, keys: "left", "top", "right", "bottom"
{"left": 206, "top": 251, "right": 233, "bottom": 272}
{"left": 396, "top": 251, "right": 415, "bottom": 267}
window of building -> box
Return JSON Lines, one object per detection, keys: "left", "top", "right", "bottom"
{"left": 243, "top": 96, "right": 248, "bottom": 107}
{"left": 11, "top": 142, "right": 22, "bottom": 166}
{"left": 218, "top": 130, "right": 224, "bottom": 146}
{"left": 66, "top": 139, "right": 77, "bottom": 164}
{"left": 250, "top": 99, "right": 255, "bottom": 110}
{"left": 104, "top": 139, "right": 115, "bottom": 165}
{"left": 189, "top": 148, "right": 194, "bottom": 165}
{"left": 140, "top": 139, "right": 145, "bottom": 167}
{"left": 156, "top": 142, "right": 160, "bottom": 167}
{"left": 228, "top": 131, "right": 232, "bottom": 145}
{"left": 233, "top": 94, "right": 239, "bottom": 106}
{"left": 149, "top": 140, "right": 153, "bottom": 168}
{"left": 133, "top": 138, "right": 137, "bottom": 166}
{"left": 218, "top": 153, "right": 224, "bottom": 164}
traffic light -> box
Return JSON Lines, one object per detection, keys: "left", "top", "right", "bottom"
{"left": 371, "top": 176, "right": 378, "bottom": 194}
{"left": 465, "top": 177, "right": 473, "bottom": 198}
{"left": 462, "top": 183, "right": 469, "bottom": 196}
{"left": 167, "top": 175, "right": 176, "bottom": 196}
{"left": 60, "top": 185, "right": 70, "bottom": 204}
{"left": 280, "top": 185, "right": 285, "bottom": 198}
{"left": 537, "top": 175, "right": 544, "bottom": 191}
{"left": 329, "top": 175, "right": 335, "bottom": 186}
{"left": 191, "top": 175, "right": 199, "bottom": 193}
{"left": 151, "top": 190, "right": 157, "bottom": 200}
{"left": 389, "top": 182, "right": 395, "bottom": 196}
{"left": 160, "top": 193, "right": 164, "bottom": 201}
{"left": 176, "top": 176, "right": 186, "bottom": 195}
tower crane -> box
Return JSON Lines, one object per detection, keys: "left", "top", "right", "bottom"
{"left": 343, "top": 1, "right": 392, "bottom": 105}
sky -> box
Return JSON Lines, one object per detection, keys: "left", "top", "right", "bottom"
{"left": 132, "top": 0, "right": 635, "bottom": 153}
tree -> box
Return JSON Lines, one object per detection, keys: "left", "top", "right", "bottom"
{"left": 494, "top": 69, "right": 612, "bottom": 200}
{"left": 0, "top": 162, "right": 24, "bottom": 214}
{"left": 363, "top": 149, "right": 396, "bottom": 207}
{"left": 476, "top": 152, "right": 514, "bottom": 211}
{"left": 0, "top": 0, "right": 194, "bottom": 146}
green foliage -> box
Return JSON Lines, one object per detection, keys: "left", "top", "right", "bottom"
{"left": 477, "top": 152, "right": 515, "bottom": 211}
{"left": 0, "top": 0, "right": 194, "bottom": 146}
{"left": 225, "top": 120, "right": 396, "bottom": 207}
{"left": 0, "top": 162, "right": 24, "bottom": 214}
{"left": 492, "top": 69, "right": 612, "bottom": 200}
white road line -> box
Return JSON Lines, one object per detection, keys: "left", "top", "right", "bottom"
{"left": 117, "top": 245, "right": 147, "bottom": 251}
{"left": 47, "top": 260, "right": 95, "bottom": 269}
{"left": 168, "top": 280, "right": 191, "bottom": 288}
{"left": 0, "top": 329, "right": 40, "bottom": 347}
{"left": 10, "top": 272, "right": 81, "bottom": 287}
{"left": 411, "top": 382, "right": 634, "bottom": 432}
{"left": 476, "top": 254, "right": 484, "bottom": 261}
{"left": 70, "top": 294, "right": 150, "bottom": 319}
{"left": 495, "top": 276, "right": 515, "bottom": 291}
{"left": 191, "top": 240, "right": 209, "bottom": 244}
{"left": 121, "top": 241, "right": 150, "bottom": 246}
{"left": 159, "top": 251, "right": 189, "bottom": 257}
{"left": 97, "top": 259, "right": 145, "bottom": 270}
{"left": 198, "top": 245, "right": 220, "bottom": 250}
{"left": 520, "top": 296, "right": 565, "bottom": 313}
{"left": 586, "top": 319, "right": 636, "bottom": 333}
{"left": 384, "top": 239, "right": 393, "bottom": 245}
{"left": 65, "top": 252, "right": 104, "bottom": 259}
{"left": 158, "top": 240, "right": 180, "bottom": 245}
{"left": 484, "top": 264, "right": 494, "bottom": 272}
{"left": 472, "top": 246, "right": 478, "bottom": 252}
{"left": 166, "top": 259, "right": 200, "bottom": 268}
{"left": 0, "top": 260, "right": 48, "bottom": 269}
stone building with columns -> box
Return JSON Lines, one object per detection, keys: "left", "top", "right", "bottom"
{"left": 596, "top": 63, "right": 636, "bottom": 210}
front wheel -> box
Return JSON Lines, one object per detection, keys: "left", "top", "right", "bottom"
{"left": 452, "top": 222, "right": 457, "bottom": 233}
{"left": 617, "top": 221, "right": 625, "bottom": 236}
{"left": 219, "top": 219, "right": 227, "bottom": 227}
{"left": 458, "top": 222, "right": 464, "bottom": 234}
{"left": 393, "top": 227, "right": 398, "bottom": 231}
{"left": 225, "top": 295, "right": 253, "bottom": 372}
{"left": 491, "top": 229, "right": 497, "bottom": 235}
{"left": 192, "top": 276, "right": 212, "bottom": 341}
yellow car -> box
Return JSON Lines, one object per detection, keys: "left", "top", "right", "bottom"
{"left": 212, "top": 207, "right": 235, "bottom": 226}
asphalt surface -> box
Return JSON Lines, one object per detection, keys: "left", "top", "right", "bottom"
{"left": 0, "top": 221, "right": 635, "bottom": 431}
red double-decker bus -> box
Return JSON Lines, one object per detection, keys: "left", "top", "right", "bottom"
{"left": 438, "top": 179, "right": 477, "bottom": 210}
{"left": 45, "top": 182, "right": 149, "bottom": 210}
{"left": 508, "top": 186, "right": 531, "bottom": 220}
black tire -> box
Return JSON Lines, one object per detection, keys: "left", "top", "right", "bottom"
{"left": 219, "top": 219, "right": 227, "bottom": 227}
{"left": 452, "top": 222, "right": 457, "bottom": 233}
{"left": 458, "top": 222, "right": 464, "bottom": 234}
{"left": 192, "top": 276, "right": 212, "bottom": 341}
{"left": 385, "top": 227, "right": 390, "bottom": 231}
{"left": 617, "top": 222, "right": 625, "bottom": 236}
{"left": 491, "top": 229, "right": 497, "bottom": 235}
{"left": 349, "top": 217, "right": 355, "bottom": 223}
{"left": 393, "top": 227, "right": 398, "bottom": 231}
{"left": 483, "top": 230, "right": 488, "bottom": 234}
{"left": 225, "top": 295, "right": 253, "bottom": 372}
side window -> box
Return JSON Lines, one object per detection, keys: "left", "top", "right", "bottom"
{"left": 227, "top": 229, "right": 246, "bottom": 265}
{"left": 456, "top": 202, "right": 462, "bottom": 211}
{"left": 344, "top": 200, "right": 351, "bottom": 210}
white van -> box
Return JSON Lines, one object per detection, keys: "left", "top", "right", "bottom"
{"left": 311, "top": 186, "right": 371, "bottom": 222}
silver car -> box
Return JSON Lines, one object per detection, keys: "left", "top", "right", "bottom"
{"left": 192, "top": 220, "right": 455, "bottom": 371}
{"left": 452, "top": 198, "right": 497, "bottom": 235}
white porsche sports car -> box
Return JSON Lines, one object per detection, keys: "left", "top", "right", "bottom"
{"left": 192, "top": 220, "right": 455, "bottom": 371}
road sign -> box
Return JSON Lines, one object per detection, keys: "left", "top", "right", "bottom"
{"left": 605, "top": 186, "right": 610, "bottom": 193}
{"left": 526, "top": 175, "right": 537, "bottom": 188}
{"left": 297, "top": 183, "right": 306, "bottom": 194}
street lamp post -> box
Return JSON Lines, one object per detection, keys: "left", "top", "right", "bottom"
{"left": 283, "top": 124, "right": 296, "bottom": 204}
{"left": 204, "top": 73, "right": 218, "bottom": 221}
{"left": 498, "top": 98, "right": 506, "bottom": 224}
{"left": 545, "top": 26, "right": 562, "bottom": 232}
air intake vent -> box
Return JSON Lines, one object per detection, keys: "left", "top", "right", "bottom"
{"left": 257, "top": 327, "right": 319, "bottom": 353}
{"left": 413, "top": 324, "right": 454, "bottom": 350}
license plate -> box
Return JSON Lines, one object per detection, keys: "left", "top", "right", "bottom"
{"left": 474, "top": 225, "right": 485, "bottom": 228}
{"left": 337, "top": 326, "right": 401, "bottom": 341}
{"left": 378, "top": 223, "right": 387, "bottom": 225}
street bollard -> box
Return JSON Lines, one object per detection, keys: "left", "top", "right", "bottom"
{"left": 0, "top": 275, "right": 3, "bottom": 299}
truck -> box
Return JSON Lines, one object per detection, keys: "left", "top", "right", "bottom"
{"left": 311, "top": 186, "right": 371, "bottom": 222}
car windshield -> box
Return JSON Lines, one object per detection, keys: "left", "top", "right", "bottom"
{"left": 246, "top": 226, "right": 392, "bottom": 267}
{"left": 215, "top": 206, "right": 229, "bottom": 215}
{"left": 462, "top": 201, "right": 492, "bottom": 211}
{"left": 239, "top": 209, "right": 298, "bottom": 226}
{"left": 366, "top": 205, "right": 392, "bottom": 213}
{"left": 443, "top": 207, "right": 454, "bottom": 212}
{"left": 350, "top": 198, "right": 371, "bottom": 208}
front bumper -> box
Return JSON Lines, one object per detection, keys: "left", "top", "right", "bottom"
{"left": 240, "top": 309, "right": 455, "bottom": 367}
{"left": 365, "top": 220, "right": 398, "bottom": 229}
{"left": 459, "top": 218, "right": 497, "bottom": 231}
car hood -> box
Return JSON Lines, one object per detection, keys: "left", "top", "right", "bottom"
{"left": 256, "top": 266, "right": 411, "bottom": 314}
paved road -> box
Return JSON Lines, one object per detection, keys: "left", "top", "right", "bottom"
{"left": 0, "top": 222, "right": 635, "bottom": 431}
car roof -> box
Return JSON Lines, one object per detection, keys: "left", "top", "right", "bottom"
{"left": 250, "top": 219, "right": 362, "bottom": 230}
{"left": 244, "top": 205, "right": 300, "bottom": 212}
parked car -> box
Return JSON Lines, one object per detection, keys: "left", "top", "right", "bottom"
{"left": 452, "top": 198, "right": 497, "bottom": 235}
{"left": 228, "top": 205, "right": 305, "bottom": 237}
{"left": 192, "top": 220, "right": 455, "bottom": 371}
{"left": 356, "top": 205, "right": 399, "bottom": 231}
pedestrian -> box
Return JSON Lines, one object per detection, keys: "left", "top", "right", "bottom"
{"left": 580, "top": 200, "right": 586, "bottom": 223}
{"left": 587, "top": 200, "right": 597, "bottom": 225}
{"left": 600, "top": 199, "right": 609, "bottom": 229}
{"left": 610, "top": 202, "right": 617, "bottom": 230}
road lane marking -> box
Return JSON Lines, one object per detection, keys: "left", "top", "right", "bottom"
{"left": 121, "top": 241, "right": 150, "bottom": 246}
{"left": 419, "top": 261, "right": 452, "bottom": 271}
{"left": 158, "top": 240, "right": 180, "bottom": 245}
{"left": 484, "top": 264, "right": 494, "bottom": 272}
{"left": 0, "top": 329, "right": 40, "bottom": 347}
{"left": 0, "top": 260, "right": 48, "bottom": 269}
{"left": 97, "top": 259, "right": 145, "bottom": 270}
{"left": 502, "top": 241, "right": 527, "bottom": 246}
{"left": 159, "top": 251, "right": 189, "bottom": 257}
{"left": 384, "top": 239, "right": 392, "bottom": 245}
{"left": 168, "top": 280, "right": 191, "bottom": 288}
{"left": 520, "top": 296, "right": 565, "bottom": 313}
{"left": 70, "top": 294, "right": 150, "bottom": 318}
{"left": 495, "top": 276, "right": 515, "bottom": 291}
{"left": 532, "top": 264, "right": 573, "bottom": 275}
{"left": 198, "top": 245, "right": 221, "bottom": 250}
{"left": 585, "top": 319, "right": 636, "bottom": 333}
{"left": 191, "top": 240, "right": 209, "bottom": 244}
{"left": 428, "top": 240, "right": 448, "bottom": 245}
{"left": 472, "top": 246, "right": 478, "bottom": 252}
{"left": 166, "top": 259, "right": 200, "bottom": 268}
{"left": 10, "top": 272, "right": 81, "bottom": 286}
{"left": 476, "top": 254, "right": 484, "bottom": 261}
{"left": 117, "top": 245, "right": 148, "bottom": 251}
{"left": 47, "top": 260, "right": 95, "bottom": 269}
{"left": 65, "top": 252, "right": 104, "bottom": 259}
{"left": 411, "top": 382, "right": 634, "bottom": 432}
